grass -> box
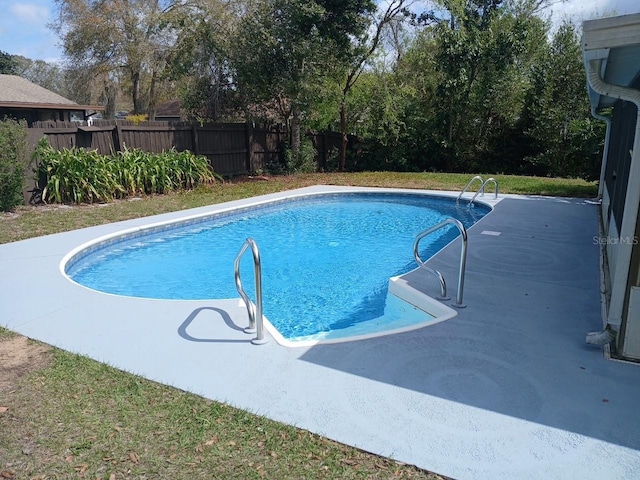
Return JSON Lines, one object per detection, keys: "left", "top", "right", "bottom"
{"left": 0, "top": 171, "right": 596, "bottom": 479}
{"left": 0, "top": 171, "right": 596, "bottom": 244}
{"left": 0, "top": 326, "right": 15, "bottom": 339}
{"left": 1, "top": 346, "right": 438, "bottom": 479}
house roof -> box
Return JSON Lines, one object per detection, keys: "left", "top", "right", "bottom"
{"left": 0, "top": 74, "right": 104, "bottom": 111}
{"left": 582, "top": 13, "right": 640, "bottom": 109}
{"left": 156, "top": 99, "right": 182, "bottom": 117}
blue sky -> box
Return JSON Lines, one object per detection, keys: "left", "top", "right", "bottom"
{"left": 0, "top": 0, "right": 638, "bottom": 63}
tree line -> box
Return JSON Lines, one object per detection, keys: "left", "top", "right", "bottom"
{"left": 1, "top": 0, "right": 603, "bottom": 180}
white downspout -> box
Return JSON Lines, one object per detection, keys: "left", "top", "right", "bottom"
{"left": 586, "top": 59, "right": 640, "bottom": 341}
{"left": 591, "top": 106, "right": 611, "bottom": 200}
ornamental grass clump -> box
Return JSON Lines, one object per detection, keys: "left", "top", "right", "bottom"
{"left": 34, "top": 141, "right": 219, "bottom": 204}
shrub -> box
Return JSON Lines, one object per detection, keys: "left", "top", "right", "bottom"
{"left": 274, "top": 138, "right": 317, "bottom": 174}
{"left": 35, "top": 141, "right": 121, "bottom": 204}
{"left": 124, "top": 114, "right": 148, "bottom": 125}
{"left": 0, "top": 118, "right": 28, "bottom": 211}
{"left": 34, "top": 141, "right": 220, "bottom": 204}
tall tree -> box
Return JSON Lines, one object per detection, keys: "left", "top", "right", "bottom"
{"left": 232, "top": 0, "right": 375, "bottom": 164}
{"left": 337, "top": 0, "right": 410, "bottom": 171}
{"left": 520, "top": 21, "right": 603, "bottom": 179}
{"left": 412, "top": 0, "right": 553, "bottom": 170}
{"left": 167, "top": 0, "right": 238, "bottom": 122}
{"left": 51, "top": 0, "right": 176, "bottom": 117}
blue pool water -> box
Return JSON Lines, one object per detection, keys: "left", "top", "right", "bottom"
{"left": 66, "top": 193, "right": 489, "bottom": 340}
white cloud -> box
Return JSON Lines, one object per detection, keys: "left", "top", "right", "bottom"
{"left": 10, "top": 3, "right": 50, "bottom": 24}
{"left": 551, "top": 0, "right": 639, "bottom": 24}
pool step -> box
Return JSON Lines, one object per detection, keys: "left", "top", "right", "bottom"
{"left": 388, "top": 276, "right": 458, "bottom": 324}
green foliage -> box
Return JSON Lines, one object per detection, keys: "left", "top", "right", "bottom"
{"left": 0, "top": 50, "right": 18, "bottom": 75}
{"left": 232, "top": 0, "right": 376, "bottom": 164}
{"left": 34, "top": 141, "right": 122, "bottom": 204}
{"left": 167, "top": 1, "right": 238, "bottom": 122}
{"left": 0, "top": 118, "right": 28, "bottom": 211}
{"left": 264, "top": 138, "right": 317, "bottom": 175}
{"left": 518, "top": 21, "right": 604, "bottom": 179}
{"left": 33, "top": 142, "right": 219, "bottom": 204}
{"left": 286, "top": 138, "right": 317, "bottom": 173}
{"left": 52, "top": 0, "right": 178, "bottom": 115}
{"left": 348, "top": 3, "right": 600, "bottom": 180}
{"left": 41, "top": 0, "right": 605, "bottom": 181}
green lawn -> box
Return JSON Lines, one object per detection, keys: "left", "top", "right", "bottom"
{"left": 0, "top": 171, "right": 596, "bottom": 245}
{"left": 0, "top": 172, "right": 596, "bottom": 479}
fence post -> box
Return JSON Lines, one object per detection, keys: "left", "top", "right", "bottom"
{"left": 322, "top": 131, "right": 328, "bottom": 171}
{"left": 112, "top": 123, "right": 123, "bottom": 153}
{"left": 245, "top": 121, "right": 253, "bottom": 173}
{"left": 191, "top": 124, "right": 199, "bottom": 155}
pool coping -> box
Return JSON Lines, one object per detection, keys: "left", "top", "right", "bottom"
{"left": 58, "top": 186, "right": 500, "bottom": 347}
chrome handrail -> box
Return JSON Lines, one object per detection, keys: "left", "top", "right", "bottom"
{"left": 468, "top": 177, "right": 498, "bottom": 207}
{"left": 234, "top": 238, "right": 267, "bottom": 344}
{"left": 456, "top": 175, "right": 484, "bottom": 204}
{"left": 414, "top": 218, "right": 468, "bottom": 308}
{"left": 413, "top": 242, "right": 449, "bottom": 301}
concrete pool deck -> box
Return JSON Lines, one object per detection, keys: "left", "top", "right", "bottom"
{"left": 1, "top": 186, "right": 640, "bottom": 480}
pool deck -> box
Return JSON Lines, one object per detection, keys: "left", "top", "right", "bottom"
{"left": 2, "top": 186, "right": 640, "bottom": 480}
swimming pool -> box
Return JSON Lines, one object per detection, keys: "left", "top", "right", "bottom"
{"left": 63, "top": 191, "right": 490, "bottom": 344}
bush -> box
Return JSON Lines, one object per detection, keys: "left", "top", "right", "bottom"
{"left": 278, "top": 138, "right": 317, "bottom": 174}
{"left": 0, "top": 118, "right": 28, "bottom": 211}
{"left": 34, "top": 141, "right": 220, "bottom": 204}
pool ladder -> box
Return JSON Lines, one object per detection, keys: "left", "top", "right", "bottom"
{"left": 456, "top": 175, "right": 498, "bottom": 207}
{"left": 234, "top": 238, "right": 267, "bottom": 345}
{"left": 414, "top": 218, "right": 468, "bottom": 308}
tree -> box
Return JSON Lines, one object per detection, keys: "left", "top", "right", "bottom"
{"left": 520, "top": 21, "right": 604, "bottom": 179}
{"left": 399, "top": 0, "right": 554, "bottom": 171}
{"left": 337, "top": 0, "right": 411, "bottom": 171}
{"left": 12, "top": 56, "right": 69, "bottom": 97}
{"left": 0, "top": 51, "right": 18, "bottom": 75}
{"left": 167, "top": 0, "right": 239, "bottom": 122}
{"left": 51, "top": 0, "right": 177, "bottom": 117}
{"left": 299, "top": 0, "right": 594, "bottom": 179}
{"left": 232, "top": 0, "right": 375, "bottom": 164}
{"left": 0, "top": 118, "right": 28, "bottom": 211}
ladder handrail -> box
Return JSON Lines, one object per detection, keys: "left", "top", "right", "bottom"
{"left": 468, "top": 177, "right": 498, "bottom": 208}
{"left": 414, "top": 218, "right": 468, "bottom": 307}
{"left": 234, "top": 238, "right": 267, "bottom": 344}
{"left": 413, "top": 242, "right": 449, "bottom": 301}
{"left": 456, "top": 175, "right": 484, "bottom": 204}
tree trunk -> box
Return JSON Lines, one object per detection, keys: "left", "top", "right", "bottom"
{"left": 131, "top": 70, "right": 141, "bottom": 114}
{"left": 147, "top": 70, "right": 157, "bottom": 121}
{"left": 291, "top": 106, "right": 301, "bottom": 168}
{"left": 103, "top": 81, "right": 116, "bottom": 119}
{"left": 339, "top": 97, "right": 347, "bottom": 172}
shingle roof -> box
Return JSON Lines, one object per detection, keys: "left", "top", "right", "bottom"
{"left": 156, "top": 99, "right": 182, "bottom": 116}
{"left": 0, "top": 74, "right": 77, "bottom": 105}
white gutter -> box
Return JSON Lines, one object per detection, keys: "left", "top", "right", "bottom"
{"left": 587, "top": 59, "right": 640, "bottom": 329}
{"left": 591, "top": 105, "right": 611, "bottom": 200}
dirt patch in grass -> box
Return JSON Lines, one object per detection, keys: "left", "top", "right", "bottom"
{"left": 0, "top": 336, "right": 51, "bottom": 394}
{"left": 0, "top": 336, "right": 53, "bottom": 479}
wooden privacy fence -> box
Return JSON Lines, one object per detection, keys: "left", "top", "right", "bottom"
{"left": 27, "top": 120, "right": 356, "bottom": 178}
{"left": 28, "top": 120, "right": 287, "bottom": 177}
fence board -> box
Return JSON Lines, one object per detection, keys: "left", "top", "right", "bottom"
{"left": 24, "top": 120, "right": 356, "bottom": 194}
